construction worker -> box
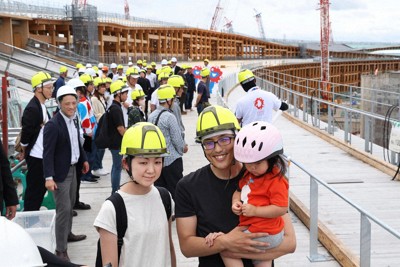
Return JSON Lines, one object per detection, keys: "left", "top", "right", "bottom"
{"left": 53, "top": 66, "right": 68, "bottom": 98}
{"left": 19, "top": 72, "right": 53, "bottom": 211}
{"left": 194, "top": 68, "right": 211, "bottom": 115}
{"left": 145, "top": 65, "right": 157, "bottom": 115}
{"left": 235, "top": 69, "right": 288, "bottom": 126}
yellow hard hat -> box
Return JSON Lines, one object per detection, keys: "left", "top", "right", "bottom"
{"left": 167, "top": 75, "right": 185, "bottom": 88}
{"left": 110, "top": 80, "right": 129, "bottom": 94}
{"left": 238, "top": 69, "right": 255, "bottom": 84}
{"left": 137, "top": 59, "right": 143, "bottom": 64}
{"left": 196, "top": 105, "right": 240, "bottom": 142}
{"left": 93, "top": 66, "right": 99, "bottom": 72}
{"left": 79, "top": 73, "right": 93, "bottom": 85}
{"left": 117, "top": 64, "right": 124, "bottom": 70}
{"left": 157, "top": 71, "right": 170, "bottom": 81}
{"left": 151, "top": 61, "right": 156, "bottom": 66}
{"left": 105, "top": 77, "right": 112, "bottom": 83}
{"left": 76, "top": 63, "right": 84, "bottom": 69}
{"left": 94, "top": 77, "right": 106, "bottom": 87}
{"left": 31, "top": 71, "right": 52, "bottom": 89}
{"left": 204, "top": 58, "right": 209, "bottom": 62}
{"left": 142, "top": 62, "right": 147, "bottom": 67}
{"left": 157, "top": 84, "right": 176, "bottom": 101}
{"left": 120, "top": 122, "right": 167, "bottom": 157}
{"left": 59, "top": 66, "right": 68, "bottom": 74}
{"left": 126, "top": 67, "right": 139, "bottom": 78}
{"left": 161, "top": 66, "right": 173, "bottom": 75}
{"left": 131, "top": 89, "right": 145, "bottom": 100}
{"left": 200, "top": 67, "right": 210, "bottom": 77}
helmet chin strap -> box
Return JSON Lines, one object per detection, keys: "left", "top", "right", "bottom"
{"left": 125, "top": 157, "right": 139, "bottom": 184}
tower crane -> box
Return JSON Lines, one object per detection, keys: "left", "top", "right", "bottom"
{"left": 319, "top": 0, "right": 330, "bottom": 99}
{"left": 124, "top": 0, "right": 130, "bottom": 19}
{"left": 254, "top": 8, "right": 266, "bottom": 40}
{"left": 223, "top": 17, "right": 233, "bottom": 33}
{"left": 210, "top": 0, "right": 223, "bottom": 31}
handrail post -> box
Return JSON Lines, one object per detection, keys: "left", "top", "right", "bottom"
{"left": 2, "top": 72, "right": 8, "bottom": 154}
{"left": 360, "top": 213, "right": 371, "bottom": 267}
{"left": 308, "top": 177, "right": 328, "bottom": 262}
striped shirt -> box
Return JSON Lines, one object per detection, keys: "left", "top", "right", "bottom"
{"left": 148, "top": 106, "right": 184, "bottom": 167}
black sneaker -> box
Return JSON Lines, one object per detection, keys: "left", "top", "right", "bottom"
{"left": 81, "top": 177, "right": 98, "bottom": 183}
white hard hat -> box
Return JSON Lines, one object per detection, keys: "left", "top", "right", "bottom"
{"left": 67, "top": 78, "right": 85, "bottom": 89}
{"left": 98, "top": 63, "right": 104, "bottom": 68}
{"left": 1, "top": 217, "right": 46, "bottom": 267}
{"left": 57, "top": 85, "right": 78, "bottom": 100}
{"left": 161, "top": 59, "right": 168, "bottom": 65}
{"left": 110, "top": 63, "right": 117, "bottom": 69}
{"left": 78, "top": 67, "right": 86, "bottom": 73}
{"left": 86, "top": 63, "right": 92, "bottom": 68}
{"left": 171, "top": 57, "right": 177, "bottom": 62}
{"left": 128, "top": 61, "right": 133, "bottom": 66}
{"left": 85, "top": 68, "right": 97, "bottom": 77}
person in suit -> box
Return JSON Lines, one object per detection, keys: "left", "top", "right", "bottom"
{"left": 0, "top": 140, "right": 18, "bottom": 220}
{"left": 43, "top": 85, "right": 89, "bottom": 262}
{"left": 19, "top": 71, "right": 52, "bottom": 211}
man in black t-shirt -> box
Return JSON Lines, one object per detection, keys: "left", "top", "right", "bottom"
{"left": 175, "top": 105, "right": 296, "bottom": 267}
{"left": 108, "top": 80, "right": 128, "bottom": 194}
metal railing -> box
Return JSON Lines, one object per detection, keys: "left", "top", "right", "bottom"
{"left": 219, "top": 66, "right": 400, "bottom": 165}
{"left": 286, "top": 156, "right": 400, "bottom": 266}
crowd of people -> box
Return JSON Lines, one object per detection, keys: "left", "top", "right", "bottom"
{"left": 1, "top": 57, "right": 294, "bottom": 266}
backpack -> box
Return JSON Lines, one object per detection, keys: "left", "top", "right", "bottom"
{"left": 95, "top": 186, "right": 172, "bottom": 267}
{"left": 94, "top": 105, "right": 114, "bottom": 149}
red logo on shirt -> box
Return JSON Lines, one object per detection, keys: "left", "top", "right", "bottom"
{"left": 254, "top": 98, "right": 264, "bottom": 110}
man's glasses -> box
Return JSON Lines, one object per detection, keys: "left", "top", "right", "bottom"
{"left": 202, "top": 136, "right": 234, "bottom": 150}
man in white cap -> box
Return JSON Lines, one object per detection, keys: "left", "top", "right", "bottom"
{"left": 171, "top": 57, "right": 182, "bottom": 75}
{"left": 108, "top": 63, "right": 118, "bottom": 80}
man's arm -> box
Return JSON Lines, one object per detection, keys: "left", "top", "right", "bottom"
{"left": 176, "top": 216, "right": 268, "bottom": 258}
{"left": 221, "top": 213, "right": 296, "bottom": 261}
{"left": 117, "top": 126, "right": 126, "bottom": 136}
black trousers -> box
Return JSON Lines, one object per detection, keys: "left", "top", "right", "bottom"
{"left": 24, "top": 156, "right": 47, "bottom": 211}
{"left": 155, "top": 157, "right": 183, "bottom": 200}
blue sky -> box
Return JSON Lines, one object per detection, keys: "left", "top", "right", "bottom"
{"left": 36, "top": 0, "right": 400, "bottom": 43}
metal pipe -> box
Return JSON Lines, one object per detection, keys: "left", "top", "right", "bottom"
{"left": 2, "top": 72, "right": 8, "bottom": 154}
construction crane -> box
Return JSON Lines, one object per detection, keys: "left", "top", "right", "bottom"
{"left": 223, "top": 17, "right": 233, "bottom": 33}
{"left": 210, "top": 0, "right": 223, "bottom": 31}
{"left": 319, "top": 0, "right": 330, "bottom": 99}
{"left": 254, "top": 8, "right": 266, "bottom": 40}
{"left": 124, "top": 0, "right": 130, "bottom": 19}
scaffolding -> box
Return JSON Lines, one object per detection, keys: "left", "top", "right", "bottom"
{"left": 66, "top": 4, "right": 99, "bottom": 61}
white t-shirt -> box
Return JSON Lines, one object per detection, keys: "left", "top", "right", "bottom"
{"left": 150, "top": 88, "right": 159, "bottom": 108}
{"left": 94, "top": 188, "right": 174, "bottom": 267}
{"left": 235, "top": 87, "right": 282, "bottom": 126}
{"left": 29, "top": 103, "right": 49, "bottom": 159}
